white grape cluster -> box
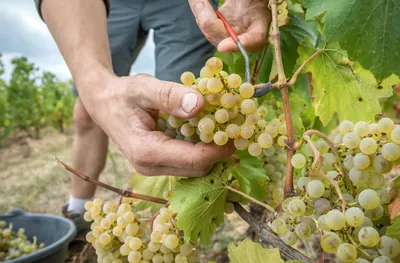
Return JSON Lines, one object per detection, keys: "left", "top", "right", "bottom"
{"left": 157, "top": 57, "right": 286, "bottom": 157}
{"left": 84, "top": 198, "right": 197, "bottom": 263}
{"left": 0, "top": 221, "right": 45, "bottom": 261}
{"left": 149, "top": 209, "right": 198, "bottom": 263}
{"left": 268, "top": 118, "right": 400, "bottom": 263}
{"left": 261, "top": 116, "right": 289, "bottom": 207}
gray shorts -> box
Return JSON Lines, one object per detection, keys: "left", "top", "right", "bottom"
{"left": 73, "top": 0, "right": 218, "bottom": 95}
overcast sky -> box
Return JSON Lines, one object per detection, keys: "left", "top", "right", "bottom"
{"left": 0, "top": 0, "right": 155, "bottom": 82}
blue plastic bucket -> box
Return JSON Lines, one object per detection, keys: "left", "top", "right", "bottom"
{"left": 0, "top": 208, "right": 77, "bottom": 263}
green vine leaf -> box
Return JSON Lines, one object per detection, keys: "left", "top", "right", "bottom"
{"left": 169, "top": 161, "right": 236, "bottom": 246}
{"left": 297, "top": 39, "right": 392, "bottom": 125}
{"left": 280, "top": 14, "right": 318, "bottom": 76}
{"left": 386, "top": 215, "right": 400, "bottom": 239}
{"left": 228, "top": 238, "right": 284, "bottom": 263}
{"left": 131, "top": 174, "right": 177, "bottom": 213}
{"left": 232, "top": 151, "right": 268, "bottom": 201}
{"left": 302, "top": 0, "right": 400, "bottom": 81}
{"left": 289, "top": 73, "right": 315, "bottom": 137}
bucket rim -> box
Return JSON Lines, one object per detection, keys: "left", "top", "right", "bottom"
{"left": 1, "top": 208, "right": 77, "bottom": 263}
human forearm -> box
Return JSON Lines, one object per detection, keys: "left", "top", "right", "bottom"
{"left": 41, "top": 0, "right": 114, "bottom": 111}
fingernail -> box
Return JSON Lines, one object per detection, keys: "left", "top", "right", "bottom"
{"left": 195, "top": 1, "right": 205, "bottom": 13}
{"left": 182, "top": 93, "right": 198, "bottom": 114}
{"left": 195, "top": 1, "right": 205, "bottom": 9}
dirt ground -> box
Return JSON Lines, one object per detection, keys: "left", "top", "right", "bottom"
{"left": 0, "top": 127, "right": 249, "bottom": 263}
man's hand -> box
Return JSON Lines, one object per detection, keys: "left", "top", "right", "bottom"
{"left": 90, "top": 74, "right": 235, "bottom": 177}
{"left": 189, "top": 0, "right": 271, "bottom": 53}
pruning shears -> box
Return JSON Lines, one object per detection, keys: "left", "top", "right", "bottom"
{"left": 215, "top": 11, "right": 272, "bottom": 98}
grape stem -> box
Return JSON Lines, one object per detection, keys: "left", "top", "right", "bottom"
{"left": 302, "top": 130, "right": 356, "bottom": 195}
{"left": 225, "top": 185, "right": 275, "bottom": 212}
{"left": 302, "top": 137, "right": 347, "bottom": 212}
{"left": 55, "top": 157, "right": 168, "bottom": 205}
{"left": 302, "top": 134, "right": 323, "bottom": 171}
{"left": 346, "top": 232, "right": 373, "bottom": 259}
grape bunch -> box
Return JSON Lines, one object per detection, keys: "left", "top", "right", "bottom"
{"left": 0, "top": 220, "right": 45, "bottom": 261}
{"left": 260, "top": 115, "right": 289, "bottom": 207}
{"left": 84, "top": 198, "right": 198, "bottom": 263}
{"left": 268, "top": 118, "right": 400, "bottom": 263}
{"left": 157, "top": 57, "right": 283, "bottom": 157}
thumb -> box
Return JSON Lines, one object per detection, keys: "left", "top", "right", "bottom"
{"left": 134, "top": 75, "right": 204, "bottom": 119}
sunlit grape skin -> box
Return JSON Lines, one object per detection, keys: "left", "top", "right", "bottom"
{"left": 306, "top": 180, "right": 325, "bottom": 199}
{"left": 291, "top": 153, "right": 306, "bottom": 169}
{"left": 358, "top": 227, "right": 380, "bottom": 247}
{"left": 326, "top": 210, "right": 346, "bottom": 230}
{"left": 338, "top": 243, "right": 357, "bottom": 263}
{"left": 321, "top": 232, "right": 342, "bottom": 253}
{"left": 345, "top": 207, "right": 364, "bottom": 227}
{"left": 358, "top": 189, "right": 380, "bottom": 210}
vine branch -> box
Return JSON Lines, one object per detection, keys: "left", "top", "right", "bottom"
{"left": 269, "top": 0, "right": 295, "bottom": 198}
{"left": 288, "top": 50, "right": 322, "bottom": 86}
{"left": 234, "top": 203, "right": 311, "bottom": 262}
{"left": 252, "top": 43, "right": 269, "bottom": 84}
{"left": 56, "top": 158, "right": 168, "bottom": 205}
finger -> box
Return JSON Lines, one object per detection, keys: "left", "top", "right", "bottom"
{"left": 189, "top": 0, "right": 228, "bottom": 45}
{"left": 217, "top": 20, "right": 268, "bottom": 53}
{"left": 159, "top": 139, "right": 236, "bottom": 170}
{"left": 134, "top": 164, "right": 210, "bottom": 177}
{"left": 130, "top": 74, "right": 204, "bottom": 119}
{"left": 132, "top": 131, "right": 235, "bottom": 171}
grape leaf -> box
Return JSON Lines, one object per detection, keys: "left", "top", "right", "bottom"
{"left": 228, "top": 238, "right": 284, "bottom": 263}
{"left": 277, "top": 1, "right": 289, "bottom": 27}
{"left": 386, "top": 215, "right": 400, "bottom": 239}
{"left": 257, "top": 48, "right": 274, "bottom": 84}
{"left": 297, "top": 39, "right": 391, "bottom": 125}
{"left": 289, "top": 73, "right": 315, "bottom": 137}
{"left": 232, "top": 151, "right": 268, "bottom": 201}
{"left": 286, "top": 261, "right": 303, "bottom": 263}
{"left": 169, "top": 162, "right": 236, "bottom": 246}
{"left": 280, "top": 14, "right": 318, "bottom": 76}
{"left": 131, "top": 174, "right": 176, "bottom": 213}
{"left": 302, "top": 0, "right": 400, "bottom": 81}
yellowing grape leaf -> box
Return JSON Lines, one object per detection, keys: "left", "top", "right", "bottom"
{"left": 277, "top": 1, "right": 289, "bottom": 27}
{"left": 302, "top": 0, "right": 400, "bottom": 81}
{"left": 131, "top": 174, "right": 177, "bottom": 213}
{"left": 386, "top": 215, "right": 400, "bottom": 239}
{"left": 169, "top": 161, "right": 236, "bottom": 246}
{"left": 297, "top": 39, "right": 391, "bottom": 125}
{"left": 232, "top": 151, "right": 268, "bottom": 201}
{"left": 228, "top": 238, "right": 284, "bottom": 263}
